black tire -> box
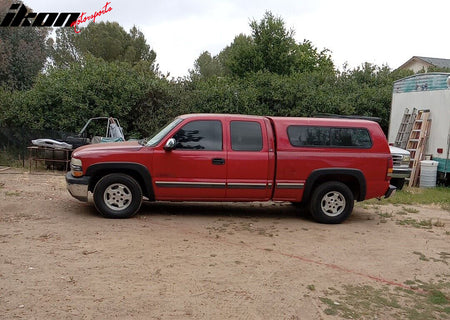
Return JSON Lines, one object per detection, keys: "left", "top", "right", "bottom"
{"left": 291, "top": 201, "right": 310, "bottom": 214}
{"left": 390, "top": 178, "right": 405, "bottom": 190}
{"left": 309, "top": 181, "right": 354, "bottom": 224}
{"left": 93, "top": 173, "right": 142, "bottom": 218}
{"left": 291, "top": 202, "right": 304, "bottom": 208}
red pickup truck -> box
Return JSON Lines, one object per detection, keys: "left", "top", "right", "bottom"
{"left": 66, "top": 114, "right": 395, "bottom": 223}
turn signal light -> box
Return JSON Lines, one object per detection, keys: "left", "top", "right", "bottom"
{"left": 387, "top": 167, "right": 393, "bottom": 177}
{"left": 72, "top": 171, "right": 83, "bottom": 177}
{"left": 386, "top": 156, "right": 394, "bottom": 181}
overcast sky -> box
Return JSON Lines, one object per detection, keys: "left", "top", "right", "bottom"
{"left": 24, "top": 0, "right": 450, "bottom": 78}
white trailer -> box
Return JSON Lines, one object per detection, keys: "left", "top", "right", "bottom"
{"left": 388, "top": 72, "right": 450, "bottom": 183}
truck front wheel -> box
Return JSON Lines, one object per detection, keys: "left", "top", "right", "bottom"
{"left": 93, "top": 173, "right": 143, "bottom": 218}
{"left": 309, "top": 181, "right": 354, "bottom": 224}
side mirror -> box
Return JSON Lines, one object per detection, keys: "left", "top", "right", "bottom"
{"left": 164, "top": 138, "right": 176, "bottom": 151}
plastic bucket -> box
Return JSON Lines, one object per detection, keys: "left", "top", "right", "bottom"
{"left": 419, "top": 160, "right": 438, "bottom": 188}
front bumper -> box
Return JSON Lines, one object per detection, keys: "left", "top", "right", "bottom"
{"left": 392, "top": 167, "right": 412, "bottom": 179}
{"left": 384, "top": 185, "right": 396, "bottom": 199}
{"left": 66, "top": 172, "right": 90, "bottom": 202}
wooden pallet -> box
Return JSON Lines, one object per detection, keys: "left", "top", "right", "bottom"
{"left": 406, "top": 110, "right": 431, "bottom": 187}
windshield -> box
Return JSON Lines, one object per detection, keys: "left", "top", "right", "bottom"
{"left": 145, "top": 118, "right": 183, "bottom": 147}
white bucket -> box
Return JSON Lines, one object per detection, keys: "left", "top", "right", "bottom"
{"left": 419, "top": 160, "right": 438, "bottom": 188}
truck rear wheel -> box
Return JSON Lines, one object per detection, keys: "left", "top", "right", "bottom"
{"left": 93, "top": 173, "right": 142, "bottom": 218}
{"left": 309, "top": 181, "right": 354, "bottom": 224}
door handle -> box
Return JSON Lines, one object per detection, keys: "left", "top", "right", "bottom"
{"left": 212, "top": 158, "right": 225, "bottom": 165}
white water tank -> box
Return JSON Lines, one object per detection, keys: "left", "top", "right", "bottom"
{"left": 419, "top": 160, "right": 438, "bottom": 188}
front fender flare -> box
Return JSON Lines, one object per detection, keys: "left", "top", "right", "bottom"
{"left": 85, "top": 162, "right": 154, "bottom": 200}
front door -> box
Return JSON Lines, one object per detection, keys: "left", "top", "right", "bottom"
{"left": 153, "top": 119, "right": 227, "bottom": 200}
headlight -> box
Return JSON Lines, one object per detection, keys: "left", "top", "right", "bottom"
{"left": 70, "top": 158, "right": 83, "bottom": 177}
{"left": 402, "top": 155, "right": 410, "bottom": 165}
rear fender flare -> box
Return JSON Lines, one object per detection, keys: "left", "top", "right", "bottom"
{"left": 303, "top": 168, "right": 366, "bottom": 202}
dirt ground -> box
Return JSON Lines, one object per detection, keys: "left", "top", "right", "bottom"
{"left": 0, "top": 169, "right": 449, "bottom": 319}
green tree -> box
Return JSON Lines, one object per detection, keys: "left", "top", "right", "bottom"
{"left": 190, "top": 51, "right": 224, "bottom": 79}
{"left": 216, "top": 11, "right": 334, "bottom": 77}
{"left": 187, "top": 12, "right": 337, "bottom": 118}
{"left": 333, "top": 63, "right": 413, "bottom": 132}
{"left": 250, "top": 11, "right": 296, "bottom": 74}
{"left": 48, "top": 28, "right": 79, "bottom": 68}
{"left": 418, "top": 65, "right": 450, "bottom": 73}
{"left": 0, "top": 1, "right": 50, "bottom": 90}
{"left": 0, "top": 57, "right": 175, "bottom": 136}
{"left": 293, "top": 40, "right": 334, "bottom": 74}
{"left": 219, "top": 34, "right": 258, "bottom": 77}
{"left": 50, "top": 22, "right": 157, "bottom": 71}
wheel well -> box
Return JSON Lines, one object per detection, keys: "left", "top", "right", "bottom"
{"left": 304, "top": 169, "right": 366, "bottom": 202}
{"left": 87, "top": 166, "right": 154, "bottom": 201}
{"left": 311, "top": 175, "right": 360, "bottom": 200}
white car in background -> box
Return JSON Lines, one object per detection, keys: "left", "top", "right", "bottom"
{"left": 389, "top": 146, "right": 411, "bottom": 190}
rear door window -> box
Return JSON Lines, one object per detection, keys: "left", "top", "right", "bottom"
{"left": 230, "top": 121, "right": 263, "bottom": 151}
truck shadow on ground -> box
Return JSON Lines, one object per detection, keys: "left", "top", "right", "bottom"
{"left": 139, "top": 202, "right": 376, "bottom": 224}
{"left": 139, "top": 201, "right": 311, "bottom": 221}
{"left": 75, "top": 200, "right": 375, "bottom": 224}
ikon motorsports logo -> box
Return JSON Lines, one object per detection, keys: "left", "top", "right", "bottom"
{"left": 0, "top": 1, "right": 113, "bottom": 33}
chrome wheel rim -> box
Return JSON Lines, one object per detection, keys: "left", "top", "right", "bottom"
{"left": 320, "top": 191, "right": 346, "bottom": 217}
{"left": 104, "top": 183, "right": 132, "bottom": 211}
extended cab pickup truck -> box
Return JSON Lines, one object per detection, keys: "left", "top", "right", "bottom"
{"left": 66, "top": 114, "right": 395, "bottom": 224}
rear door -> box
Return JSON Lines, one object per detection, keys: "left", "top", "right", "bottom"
{"left": 226, "top": 119, "right": 273, "bottom": 200}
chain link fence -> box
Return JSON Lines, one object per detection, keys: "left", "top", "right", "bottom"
{"left": 0, "top": 127, "right": 76, "bottom": 167}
